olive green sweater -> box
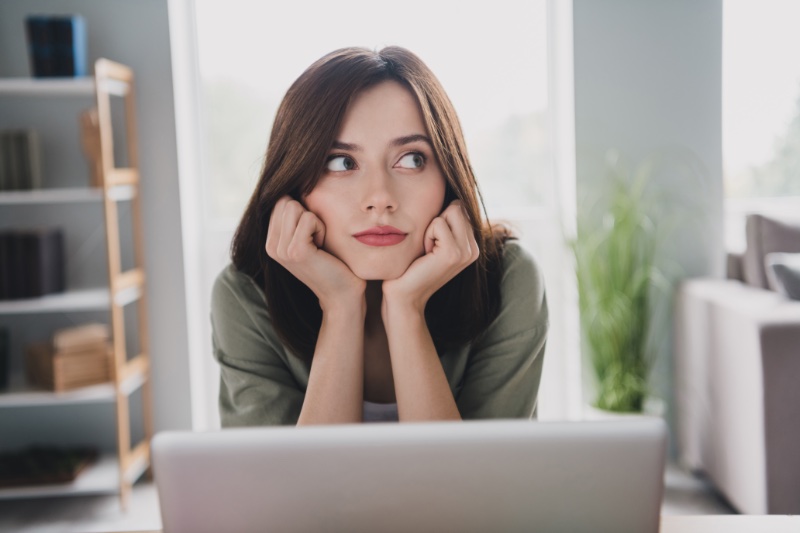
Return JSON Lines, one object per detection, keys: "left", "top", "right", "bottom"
{"left": 210, "top": 241, "right": 548, "bottom": 426}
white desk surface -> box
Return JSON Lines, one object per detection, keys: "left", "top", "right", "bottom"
{"left": 661, "top": 515, "right": 800, "bottom": 532}
{"left": 122, "top": 515, "right": 800, "bottom": 532}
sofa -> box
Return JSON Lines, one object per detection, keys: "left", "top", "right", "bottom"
{"left": 674, "top": 213, "right": 800, "bottom": 515}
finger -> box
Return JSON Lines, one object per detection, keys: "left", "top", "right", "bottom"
{"left": 425, "top": 217, "right": 458, "bottom": 257}
{"left": 295, "top": 210, "right": 326, "bottom": 250}
{"left": 423, "top": 216, "right": 439, "bottom": 254}
{"left": 441, "top": 201, "right": 476, "bottom": 259}
{"left": 278, "top": 200, "right": 304, "bottom": 258}
{"left": 441, "top": 202, "right": 469, "bottom": 238}
{"left": 266, "top": 197, "right": 289, "bottom": 256}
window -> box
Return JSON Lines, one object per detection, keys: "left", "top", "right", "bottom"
{"left": 723, "top": 0, "right": 800, "bottom": 250}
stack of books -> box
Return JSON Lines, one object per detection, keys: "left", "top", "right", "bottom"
{"left": 26, "top": 323, "right": 112, "bottom": 392}
{"left": 0, "top": 228, "right": 65, "bottom": 300}
{"left": 0, "top": 130, "right": 42, "bottom": 191}
{"left": 24, "top": 15, "right": 88, "bottom": 78}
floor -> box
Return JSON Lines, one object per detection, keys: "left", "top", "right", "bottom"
{"left": 0, "top": 462, "right": 736, "bottom": 532}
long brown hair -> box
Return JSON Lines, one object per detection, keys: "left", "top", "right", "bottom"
{"left": 231, "top": 46, "right": 512, "bottom": 361}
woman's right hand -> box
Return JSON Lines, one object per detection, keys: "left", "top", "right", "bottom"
{"left": 266, "top": 196, "right": 366, "bottom": 312}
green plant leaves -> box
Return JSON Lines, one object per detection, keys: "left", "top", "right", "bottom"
{"left": 571, "top": 156, "right": 669, "bottom": 413}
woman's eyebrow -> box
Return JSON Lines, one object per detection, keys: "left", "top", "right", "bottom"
{"left": 331, "top": 140, "right": 361, "bottom": 151}
{"left": 331, "top": 134, "right": 433, "bottom": 152}
{"left": 390, "top": 134, "right": 433, "bottom": 148}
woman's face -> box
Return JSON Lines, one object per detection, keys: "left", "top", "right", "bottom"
{"left": 303, "top": 80, "right": 447, "bottom": 280}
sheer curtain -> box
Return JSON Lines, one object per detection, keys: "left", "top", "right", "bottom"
{"left": 169, "top": 0, "right": 580, "bottom": 428}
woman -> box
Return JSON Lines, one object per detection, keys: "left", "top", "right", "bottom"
{"left": 211, "top": 46, "right": 548, "bottom": 426}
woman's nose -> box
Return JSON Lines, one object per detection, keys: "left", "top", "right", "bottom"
{"left": 362, "top": 170, "right": 397, "bottom": 213}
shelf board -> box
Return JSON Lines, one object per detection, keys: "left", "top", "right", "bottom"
{"left": 0, "top": 287, "right": 140, "bottom": 315}
{"left": 0, "top": 77, "right": 128, "bottom": 97}
{"left": 0, "top": 288, "right": 109, "bottom": 314}
{"left": 0, "top": 452, "right": 147, "bottom": 500}
{"left": 0, "top": 77, "right": 93, "bottom": 95}
{"left": 0, "top": 188, "right": 101, "bottom": 204}
{"left": 0, "top": 369, "right": 146, "bottom": 408}
{"left": 0, "top": 186, "right": 135, "bottom": 205}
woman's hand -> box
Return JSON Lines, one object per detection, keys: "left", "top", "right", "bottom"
{"left": 382, "top": 200, "right": 480, "bottom": 316}
{"left": 266, "top": 196, "right": 366, "bottom": 313}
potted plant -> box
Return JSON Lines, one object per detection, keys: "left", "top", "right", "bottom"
{"left": 571, "top": 156, "right": 671, "bottom": 416}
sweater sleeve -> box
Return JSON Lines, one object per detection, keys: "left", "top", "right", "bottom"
{"left": 455, "top": 242, "right": 549, "bottom": 420}
{"left": 210, "top": 266, "right": 305, "bottom": 427}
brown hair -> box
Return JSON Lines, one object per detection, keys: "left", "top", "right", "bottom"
{"left": 231, "top": 46, "right": 512, "bottom": 361}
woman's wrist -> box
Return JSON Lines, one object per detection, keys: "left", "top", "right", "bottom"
{"left": 380, "top": 289, "right": 427, "bottom": 326}
{"left": 319, "top": 290, "right": 367, "bottom": 321}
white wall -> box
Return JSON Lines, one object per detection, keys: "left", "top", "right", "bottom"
{"left": 0, "top": 0, "right": 194, "bottom": 440}
{"left": 572, "top": 0, "right": 724, "bottom": 440}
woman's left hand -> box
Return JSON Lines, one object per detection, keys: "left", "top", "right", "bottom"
{"left": 382, "top": 200, "right": 480, "bottom": 316}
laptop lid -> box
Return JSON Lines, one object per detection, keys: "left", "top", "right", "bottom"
{"left": 152, "top": 419, "right": 667, "bottom": 533}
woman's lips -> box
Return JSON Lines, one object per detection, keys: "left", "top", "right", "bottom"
{"left": 353, "top": 226, "right": 407, "bottom": 247}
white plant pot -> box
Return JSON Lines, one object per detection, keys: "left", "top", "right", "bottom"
{"left": 582, "top": 397, "right": 665, "bottom": 421}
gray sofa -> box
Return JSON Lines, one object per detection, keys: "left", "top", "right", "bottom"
{"left": 674, "top": 214, "right": 800, "bottom": 514}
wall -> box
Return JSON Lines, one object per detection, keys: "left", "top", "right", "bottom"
{"left": 572, "top": 0, "right": 724, "bottom": 443}
{"left": 0, "top": 0, "right": 193, "bottom": 449}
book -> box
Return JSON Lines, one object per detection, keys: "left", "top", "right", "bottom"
{"left": 0, "top": 327, "right": 8, "bottom": 390}
{"left": 0, "top": 130, "right": 42, "bottom": 191}
{"left": 0, "top": 132, "right": 17, "bottom": 191}
{"left": 26, "top": 131, "right": 43, "bottom": 190}
{"left": 0, "top": 233, "right": 9, "bottom": 300}
{"left": 0, "top": 229, "right": 65, "bottom": 300}
{"left": 0, "top": 130, "right": 43, "bottom": 191}
{"left": 15, "top": 131, "right": 42, "bottom": 190}
{"left": 24, "top": 15, "right": 87, "bottom": 78}
{"left": 24, "top": 16, "right": 56, "bottom": 78}
{"left": 21, "top": 228, "right": 65, "bottom": 298}
{"left": 6, "top": 132, "right": 20, "bottom": 191}
{"left": 0, "top": 133, "right": 7, "bottom": 191}
{"left": 7, "top": 231, "right": 27, "bottom": 300}
{"left": 52, "top": 16, "right": 88, "bottom": 77}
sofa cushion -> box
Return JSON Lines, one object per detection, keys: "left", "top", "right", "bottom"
{"left": 766, "top": 253, "right": 800, "bottom": 300}
{"left": 743, "top": 214, "right": 800, "bottom": 289}
{"left": 727, "top": 252, "right": 745, "bottom": 282}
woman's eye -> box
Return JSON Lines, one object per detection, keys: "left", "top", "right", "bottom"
{"left": 397, "top": 152, "right": 426, "bottom": 169}
{"left": 326, "top": 155, "right": 356, "bottom": 172}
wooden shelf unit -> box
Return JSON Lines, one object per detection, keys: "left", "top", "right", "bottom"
{"left": 0, "top": 59, "right": 153, "bottom": 511}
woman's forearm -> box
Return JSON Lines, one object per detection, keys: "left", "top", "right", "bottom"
{"left": 383, "top": 301, "right": 461, "bottom": 422}
{"left": 297, "top": 299, "right": 366, "bottom": 425}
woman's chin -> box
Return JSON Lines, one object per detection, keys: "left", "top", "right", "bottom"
{"left": 351, "top": 263, "right": 409, "bottom": 281}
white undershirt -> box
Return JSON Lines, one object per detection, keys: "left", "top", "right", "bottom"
{"left": 362, "top": 400, "right": 399, "bottom": 422}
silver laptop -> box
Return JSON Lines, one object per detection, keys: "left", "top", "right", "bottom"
{"left": 152, "top": 419, "right": 667, "bottom": 533}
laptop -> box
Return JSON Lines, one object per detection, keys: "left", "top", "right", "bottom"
{"left": 152, "top": 418, "right": 667, "bottom": 533}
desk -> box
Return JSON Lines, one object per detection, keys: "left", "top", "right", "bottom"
{"left": 662, "top": 516, "right": 799, "bottom": 532}
{"left": 122, "top": 515, "right": 800, "bottom": 532}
